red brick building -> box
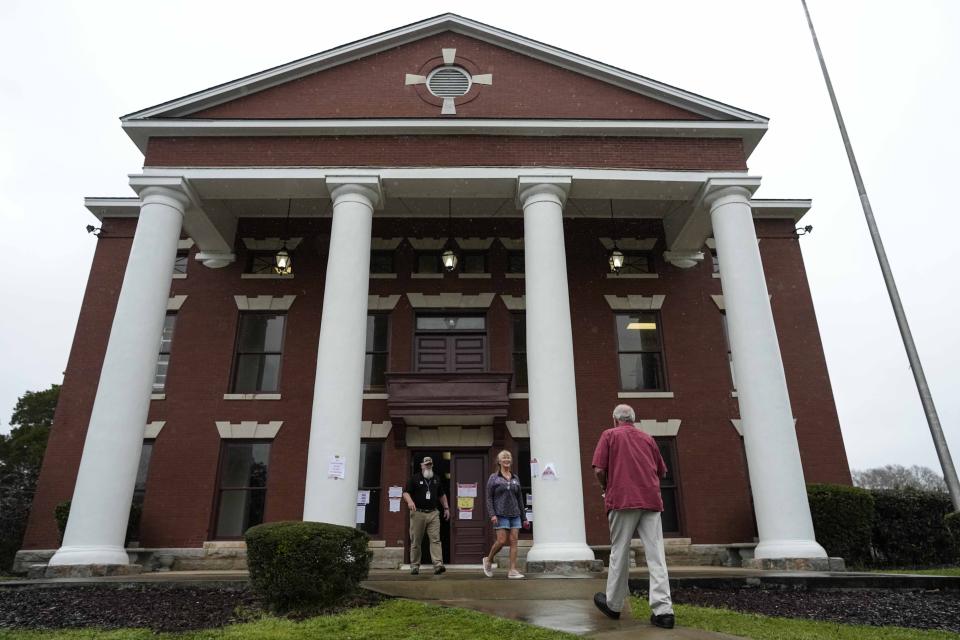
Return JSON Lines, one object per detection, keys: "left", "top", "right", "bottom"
{"left": 21, "top": 14, "right": 850, "bottom": 574}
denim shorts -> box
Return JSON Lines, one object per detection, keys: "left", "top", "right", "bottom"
{"left": 494, "top": 515, "right": 522, "bottom": 529}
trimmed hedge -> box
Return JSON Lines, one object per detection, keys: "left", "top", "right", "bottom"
{"left": 245, "top": 521, "right": 371, "bottom": 612}
{"left": 870, "top": 489, "right": 957, "bottom": 567}
{"left": 807, "top": 483, "right": 874, "bottom": 567}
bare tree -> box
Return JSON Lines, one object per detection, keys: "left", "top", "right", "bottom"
{"left": 852, "top": 465, "right": 948, "bottom": 492}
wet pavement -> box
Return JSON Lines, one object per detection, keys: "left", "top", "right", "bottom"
{"left": 365, "top": 570, "right": 742, "bottom": 638}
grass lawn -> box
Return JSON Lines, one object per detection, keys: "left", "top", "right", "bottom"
{"left": 872, "top": 567, "right": 960, "bottom": 577}
{"left": 0, "top": 599, "right": 576, "bottom": 640}
{"left": 629, "top": 596, "right": 960, "bottom": 640}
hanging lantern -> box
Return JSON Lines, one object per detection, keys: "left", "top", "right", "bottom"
{"left": 442, "top": 247, "right": 459, "bottom": 272}
{"left": 608, "top": 248, "right": 625, "bottom": 273}
{"left": 274, "top": 245, "right": 292, "bottom": 275}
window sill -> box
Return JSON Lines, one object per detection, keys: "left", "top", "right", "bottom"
{"left": 412, "top": 273, "right": 444, "bottom": 279}
{"left": 712, "top": 273, "right": 722, "bottom": 279}
{"left": 505, "top": 273, "right": 525, "bottom": 279}
{"left": 617, "top": 391, "right": 675, "bottom": 399}
{"left": 363, "top": 393, "right": 389, "bottom": 400}
{"left": 150, "top": 393, "right": 166, "bottom": 400}
{"left": 508, "top": 392, "right": 529, "bottom": 399}
{"left": 241, "top": 273, "right": 295, "bottom": 280}
{"left": 370, "top": 273, "right": 398, "bottom": 279}
{"left": 458, "top": 273, "right": 491, "bottom": 279}
{"left": 171, "top": 274, "right": 188, "bottom": 280}
{"left": 731, "top": 391, "right": 738, "bottom": 398}
{"left": 223, "top": 393, "right": 282, "bottom": 400}
{"left": 606, "top": 273, "right": 659, "bottom": 279}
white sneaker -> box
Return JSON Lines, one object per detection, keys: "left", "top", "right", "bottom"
{"left": 508, "top": 570, "right": 525, "bottom": 579}
{"left": 482, "top": 557, "right": 494, "bottom": 578}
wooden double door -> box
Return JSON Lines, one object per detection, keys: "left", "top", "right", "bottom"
{"left": 410, "top": 450, "right": 489, "bottom": 565}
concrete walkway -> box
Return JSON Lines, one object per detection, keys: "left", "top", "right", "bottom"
{"left": 364, "top": 569, "right": 742, "bottom": 639}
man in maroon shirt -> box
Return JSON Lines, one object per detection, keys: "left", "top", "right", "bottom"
{"left": 591, "top": 404, "right": 675, "bottom": 629}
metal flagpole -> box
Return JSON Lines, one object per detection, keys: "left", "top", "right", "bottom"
{"left": 800, "top": 0, "right": 960, "bottom": 510}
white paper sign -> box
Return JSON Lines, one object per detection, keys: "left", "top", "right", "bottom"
{"left": 458, "top": 510, "right": 473, "bottom": 520}
{"left": 525, "top": 510, "right": 534, "bottom": 522}
{"left": 355, "top": 505, "right": 366, "bottom": 524}
{"left": 529, "top": 457, "right": 540, "bottom": 478}
{"left": 328, "top": 455, "right": 345, "bottom": 479}
{"left": 541, "top": 463, "right": 558, "bottom": 481}
{"left": 526, "top": 493, "right": 533, "bottom": 505}
{"left": 356, "top": 490, "right": 370, "bottom": 505}
{"left": 457, "top": 483, "right": 478, "bottom": 498}
{"left": 389, "top": 498, "right": 401, "bottom": 513}
{"left": 388, "top": 485, "right": 403, "bottom": 498}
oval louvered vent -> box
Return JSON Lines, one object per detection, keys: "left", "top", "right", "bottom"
{"left": 427, "top": 67, "right": 471, "bottom": 97}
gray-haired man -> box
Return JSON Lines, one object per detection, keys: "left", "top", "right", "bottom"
{"left": 592, "top": 404, "right": 675, "bottom": 629}
{"left": 402, "top": 456, "right": 450, "bottom": 575}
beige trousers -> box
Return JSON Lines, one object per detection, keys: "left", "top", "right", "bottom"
{"left": 409, "top": 510, "right": 443, "bottom": 567}
{"left": 606, "top": 509, "right": 673, "bottom": 616}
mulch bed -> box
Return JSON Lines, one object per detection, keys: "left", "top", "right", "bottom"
{"left": 640, "top": 586, "right": 960, "bottom": 633}
{"left": 0, "top": 583, "right": 383, "bottom": 632}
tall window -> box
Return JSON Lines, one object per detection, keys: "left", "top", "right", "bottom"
{"left": 129, "top": 440, "right": 155, "bottom": 542}
{"left": 173, "top": 250, "right": 189, "bottom": 275}
{"left": 617, "top": 251, "right": 655, "bottom": 275}
{"left": 153, "top": 313, "right": 177, "bottom": 393}
{"left": 415, "top": 251, "right": 443, "bottom": 274}
{"left": 655, "top": 438, "right": 681, "bottom": 535}
{"left": 615, "top": 313, "right": 667, "bottom": 391}
{"left": 215, "top": 442, "right": 270, "bottom": 538}
{"left": 357, "top": 441, "right": 382, "bottom": 535}
{"left": 370, "top": 250, "right": 395, "bottom": 274}
{"left": 364, "top": 314, "right": 389, "bottom": 389}
{"left": 506, "top": 250, "right": 525, "bottom": 274}
{"left": 460, "top": 251, "right": 487, "bottom": 274}
{"left": 511, "top": 314, "right": 527, "bottom": 389}
{"left": 232, "top": 313, "right": 286, "bottom": 393}
{"left": 720, "top": 314, "right": 737, "bottom": 390}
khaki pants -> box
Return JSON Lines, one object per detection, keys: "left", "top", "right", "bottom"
{"left": 606, "top": 509, "right": 673, "bottom": 616}
{"left": 409, "top": 509, "right": 443, "bottom": 568}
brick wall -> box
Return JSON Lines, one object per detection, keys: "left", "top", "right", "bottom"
{"left": 188, "top": 32, "right": 708, "bottom": 121}
{"left": 23, "top": 215, "right": 849, "bottom": 551}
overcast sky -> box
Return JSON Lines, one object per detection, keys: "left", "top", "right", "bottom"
{"left": 1, "top": 0, "right": 957, "bottom": 476}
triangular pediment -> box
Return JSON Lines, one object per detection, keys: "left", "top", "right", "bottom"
{"left": 123, "top": 14, "right": 765, "bottom": 123}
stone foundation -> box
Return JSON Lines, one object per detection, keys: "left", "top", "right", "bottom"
{"left": 40, "top": 564, "right": 143, "bottom": 579}
{"left": 743, "top": 556, "right": 846, "bottom": 572}
{"left": 525, "top": 559, "right": 604, "bottom": 574}
{"left": 15, "top": 540, "right": 406, "bottom": 575}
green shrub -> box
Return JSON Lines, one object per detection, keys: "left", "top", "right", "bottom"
{"left": 871, "top": 489, "right": 957, "bottom": 567}
{"left": 245, "top": 520, "right": 371, "bottom": 612}
{"left": 943, "top": 510, "right": 960, "bottom": 558}
{"left": 807, "top": 483, "right": 874, "bottom": 566}
{"left": 55, "top": 500, "right": 143, "bottom": 545}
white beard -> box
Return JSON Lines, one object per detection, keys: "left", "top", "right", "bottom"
{"left": 422, "top": 469, "right": 434, "bottom": 479}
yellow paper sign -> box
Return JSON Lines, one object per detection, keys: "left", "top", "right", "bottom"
{"left": 457, "top": 497, "right": 474, "bottom": 510}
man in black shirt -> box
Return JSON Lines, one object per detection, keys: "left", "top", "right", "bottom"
{"left": 402, "top": 456, "right": 451, "bottom": 575}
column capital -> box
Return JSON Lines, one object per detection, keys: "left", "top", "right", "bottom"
{"left": 702, "top": 184, "right": 754, "bottom": 211}
{"left": 326, "top": 175, "right": 383, "bottom": 210}
{"left": 516, "top": 176, "right": 572, "bottom": 209}
{"left": 129, "top": 176, "right": 200, "bottom": 213}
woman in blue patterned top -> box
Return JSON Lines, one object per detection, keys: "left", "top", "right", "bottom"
{"left": 481, "top": 449, "right": 529, "bottom": 579}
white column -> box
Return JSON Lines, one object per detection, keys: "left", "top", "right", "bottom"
{"left": 520, "top": 178, "right": 595, "bottom": 563}
{"left": 303, "top": 177, "right": 380, "bottom": 526}
{"left": 50, "top": 186, "right": 188, "bottom": 567}
{"left": 708, "top": 186, "right": 826, "bottom": 560}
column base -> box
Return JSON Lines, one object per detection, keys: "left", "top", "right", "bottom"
{"left": 743, "top": 557, "right": 846, "bottom": 572}
{"left": 48, "top": 545, "right": 131, "bottom": 567}
{"left": 526, "top": 542, "right": 596, "bottom": 563}
{"left": 754, "top": 538, "right": 827, "bottom": 560}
